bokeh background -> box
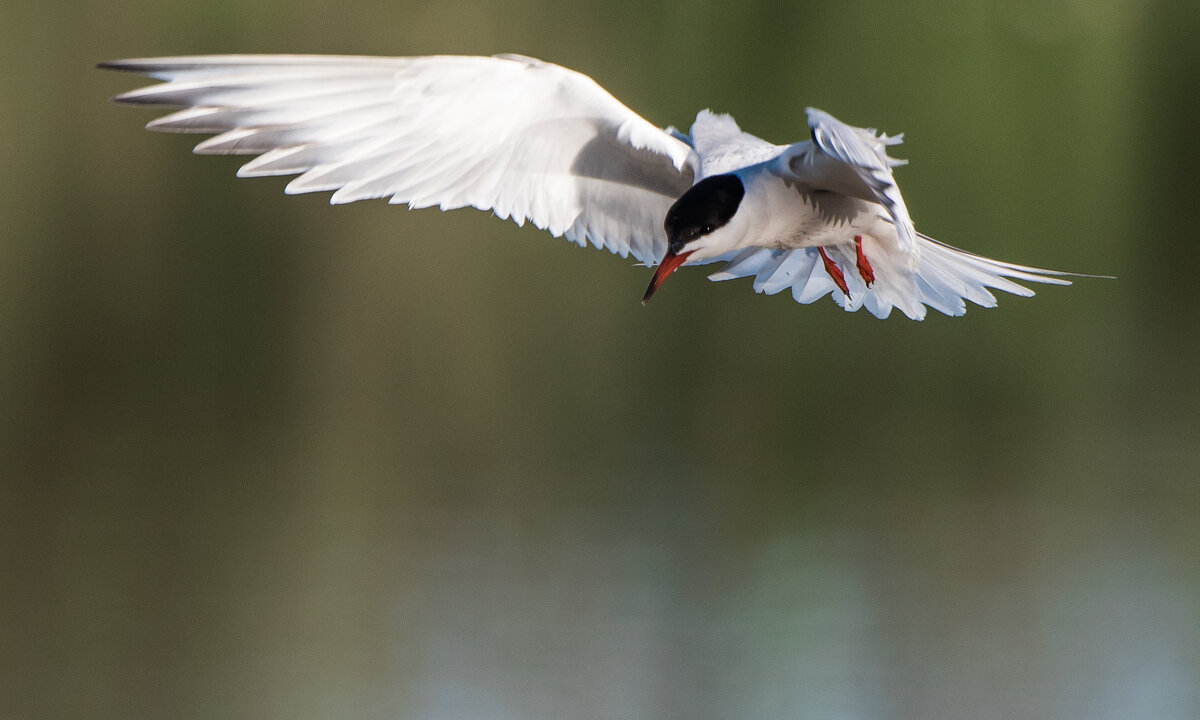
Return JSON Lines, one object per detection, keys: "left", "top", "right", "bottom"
{"left": 3, "top": 0, "right": 1198, "bottom": 718}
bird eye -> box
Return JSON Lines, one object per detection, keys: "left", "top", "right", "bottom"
{"left": 701, "top": 224, "right": 715, "bottom": 234}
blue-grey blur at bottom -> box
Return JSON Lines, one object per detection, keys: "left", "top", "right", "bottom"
{"left": 3, "top": 1, "right": 1199, "bottom": 719}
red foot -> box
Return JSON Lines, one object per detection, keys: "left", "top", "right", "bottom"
{"left": 854, "top": 235, "right": 875, "bottom": 286}
{"left": 818, "top": 246, "right": 850, "bottom": 296}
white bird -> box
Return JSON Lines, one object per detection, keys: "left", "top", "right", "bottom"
{"left": 101, "top": 53, "right": 1091, "bottom": 319}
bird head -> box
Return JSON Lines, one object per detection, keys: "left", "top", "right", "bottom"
{"left": 642, "top": 173, "right": 745, "bottom": 304}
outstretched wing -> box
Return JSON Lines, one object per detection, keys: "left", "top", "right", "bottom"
{"left": 687, "top": 110, "right": 783, "bottom": 179}
{"left": 101, "top": 54, "right": 699, "bottom": 265}
{"left": 706, "top": 236, "right": 1077, "bottom": 320}
{"left": 793, "top": 107, "right": 915, "bottom": 254}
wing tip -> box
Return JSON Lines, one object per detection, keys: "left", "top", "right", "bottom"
{"left": 97, "top": 58, "right": 171, "bottom": 75}
{"left": 100, "top": 60, "right": 161, "bottom": 103}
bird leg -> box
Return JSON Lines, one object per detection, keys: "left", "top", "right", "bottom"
{"left": 817, "top": 246, "right": 850, "bottom": 297}
{"left": 854, "top": 235, "right": 875, "bottom": 286}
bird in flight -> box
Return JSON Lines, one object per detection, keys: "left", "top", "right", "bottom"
{"left": 102, "top": 53, "right": 1092, "bottom": 319}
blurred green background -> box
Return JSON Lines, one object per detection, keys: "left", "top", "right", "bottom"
{"left": 3, "top": 0, "right": 1198, "bottom": 718}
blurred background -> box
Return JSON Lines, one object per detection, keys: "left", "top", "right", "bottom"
{"left": 3, "top": 0, "right": 1198, "bottom": 718}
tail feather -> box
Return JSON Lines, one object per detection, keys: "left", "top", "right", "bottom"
{"left": 705, "top": 233, "right": 1092, "bottom": 320}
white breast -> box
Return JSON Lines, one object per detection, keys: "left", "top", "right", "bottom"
{"left": 732, "top": 160, "right": 894, "bottom": 253}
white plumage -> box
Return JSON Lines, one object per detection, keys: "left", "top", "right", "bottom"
{"left": 102, "top": 53, "right": 1088, "bottom": 320}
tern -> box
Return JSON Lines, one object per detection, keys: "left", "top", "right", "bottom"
{"left": 101, "top": 53, "right": 1093, "bottom": 319}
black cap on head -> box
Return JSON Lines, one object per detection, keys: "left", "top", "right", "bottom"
{"left": 664, "top": 174, "right": 745, "bottom": 253}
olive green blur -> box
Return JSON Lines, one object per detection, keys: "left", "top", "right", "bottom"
{"left": 3, "top": 1, "right": 1198, "bottom": 718}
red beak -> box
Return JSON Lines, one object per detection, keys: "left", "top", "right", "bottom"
{"left": 642, "top": 249, "right": 694, "bottom": 305}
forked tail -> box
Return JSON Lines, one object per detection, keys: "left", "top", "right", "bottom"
{"left": 705, "top": 234, "right": 1100, "bottom": 320}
